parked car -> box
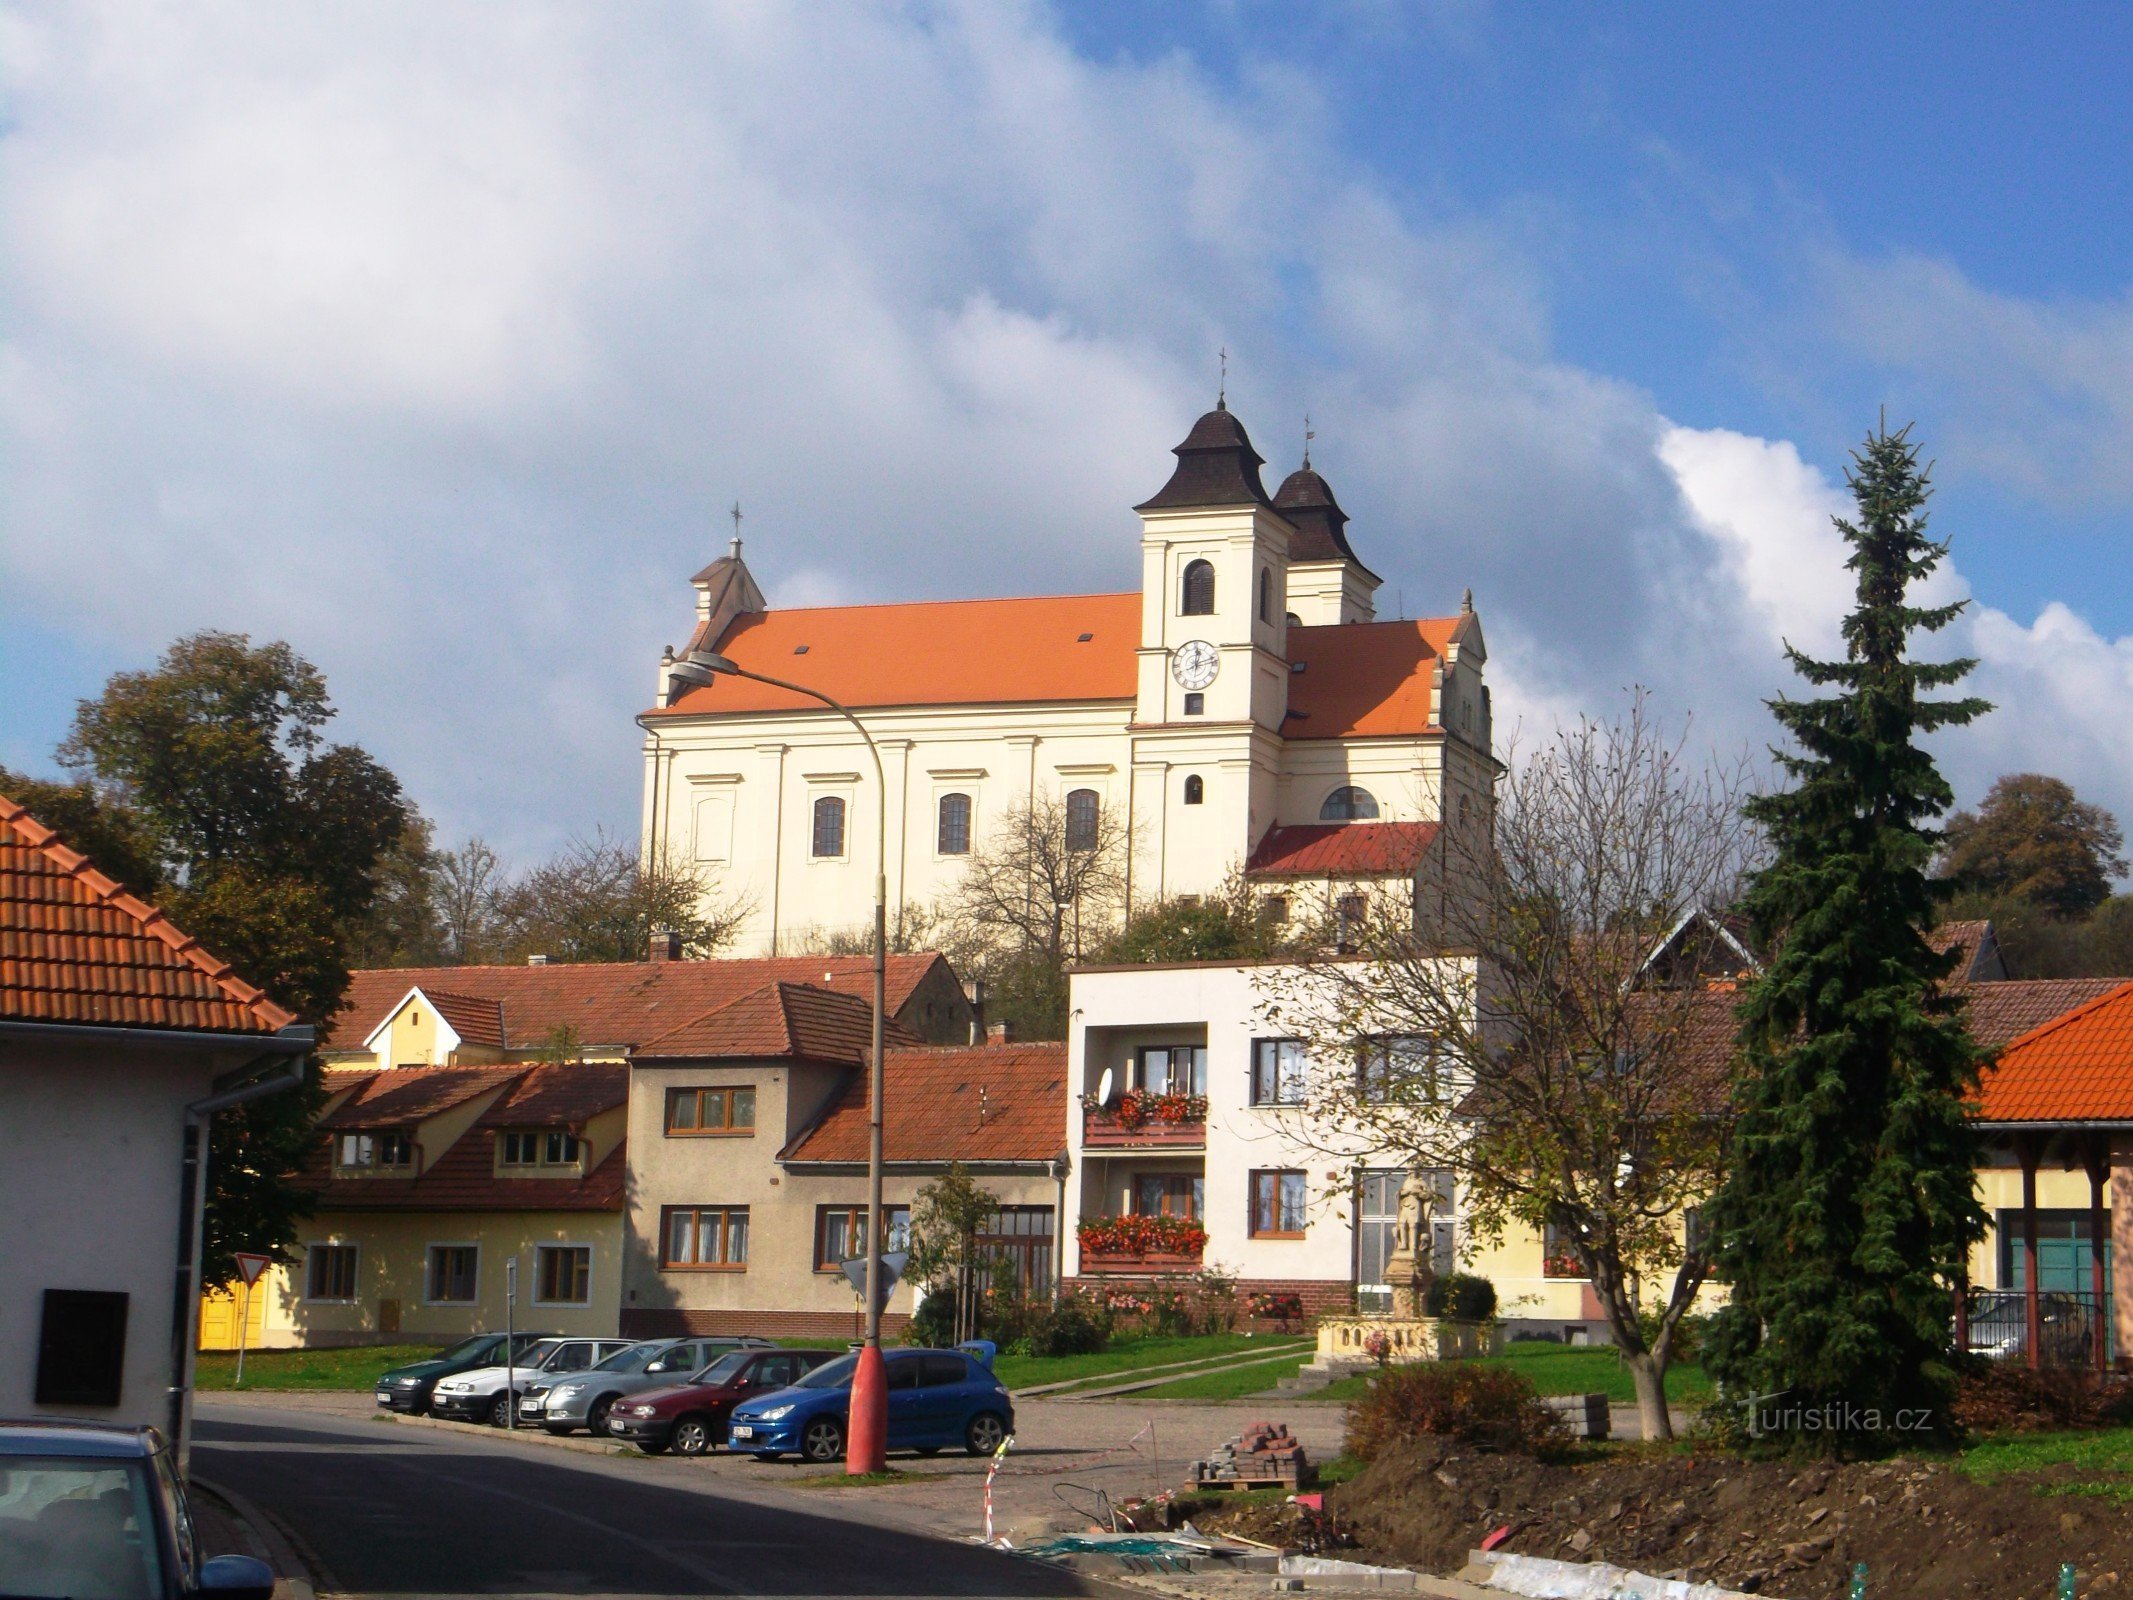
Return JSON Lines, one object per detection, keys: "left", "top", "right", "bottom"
{"left": 609, "top": 1347, "right": 839, "bottom": 1455}
{"left": 726, "top": 1346, "right": 1013, "bottom": 1464}
{"left": 430, "top": 1336, "right": 637, "bottom": 1425}
{"left": 0, "top": 1421, "right": 276, "bottom": 1599}
{"left": 374, "top": 1330, "right": 555, "bottom": 1414}
{"left": 519, "top": 1336, "right": 773, "bottom": 1434}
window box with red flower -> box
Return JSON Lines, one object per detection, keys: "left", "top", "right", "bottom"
{"left": 1076, "top": 1213, "right": 1207, "bottom": 1271}
{"left": 1080, "top": 1090, "right": 1207, "bottom": 1148}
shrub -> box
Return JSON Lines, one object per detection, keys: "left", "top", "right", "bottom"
{"left": 1344, "top": 1361, "right": 1566, "bottom": 1460}
{"left": 906, "top": 1292, "right": 957, "bottom": 1348}
{"left": 1023, "top": 1293, "right": 1114, "bottom": 1356}
{"left": 1424, "top": 1273, "right": 1497, "bottom": 1322}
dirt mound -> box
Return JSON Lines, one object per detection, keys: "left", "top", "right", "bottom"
{"left": 1195, "top": 1436, "right": 2133, "bottom": 1599}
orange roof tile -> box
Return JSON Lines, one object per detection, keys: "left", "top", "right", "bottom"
{"left": 1285, "top": 618, "right": 1460, "bottom": 740}
{"left": 477, "top": 1060, "right": 629, "bottom": 1128}
{"left": 781, "top": 1043, "right": 1068, "bottom": 1164}
{"left": 655, "top": 594, "right": 1141, "bottom": 717}
{"left": 333, "top": 953, "right": 954, "bottom": 1052}
{"left": 1961, "top": 979, "right": 2127, "bottom": 1051}
{"left": 320, "top": 1065, "right": 524, "bottom": 1130}
{"left": 1976, "top": 981, "right": 2133, "bottom": 1123}
{"left": 637, "top": 982, "right": 919, "bottom": 1063}
{"left": 1246, "top": 821, "right": 1442, "bottom": 879}
{"left": 0, "top": 793, "right": 296, "bottom": 1035}
{"left": 297, "top": 1131, "right": 627, "bottom": 1214}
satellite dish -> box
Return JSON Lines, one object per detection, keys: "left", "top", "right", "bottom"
{"left": 1096, "top": 1067, "right": 1115, "bottom": 1105}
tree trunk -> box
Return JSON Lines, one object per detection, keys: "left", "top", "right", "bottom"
{"left": 1623, "top": 1348, "right": 1672, "bottom": 1442}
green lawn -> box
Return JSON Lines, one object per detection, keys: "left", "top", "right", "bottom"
{"left": 1962, "top": 1427, "right": 2133, "bottom": 1501}
{"left": 195, "top": 1344, "right": 437, "bottom": 1392}
{"left": 992, "top": 1332, "right": 1304, "bottom": 1392}
{"left": 1311, "top": 1339, "right": 1713, "bottom": 1406}
{"left": 1132, "top": 1348, "right": 1318, "bottom": 1400}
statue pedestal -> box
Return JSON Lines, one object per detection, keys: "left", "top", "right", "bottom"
{"left": 1384, "top": 1249, "right": 1430, "bottom": 1320}
{"left": 1313, "top": 1315, "right": 1502, "bottom": 1368}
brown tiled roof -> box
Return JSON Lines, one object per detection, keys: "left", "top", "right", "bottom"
{"left": 332, "top": 953, "right": 953, "bottom": 1052}
{"left": 0, "top": 793, "right": 296, "bottom": 1034}
{"left": 319, "top": 1065, "right": 523, "bottom": 1130}
{"left": 422, "top": 989, "right": 507, "bottom": 1049}
{"left": 476, "top": 1061, "right": 628, "bottom": 1128}
{"left": 1246, "top": 821, "right": 1441, "bottom": 879}
{"left": 1961, "top": 979, "right": 2127, "bottom": 1051}
{"left": 1928, "top": 920, "right": 1998, "bottom": 982}
{"left": 298, "top": 1131, "right": 627, "bottom": 1214}
{"left": 638, "top": 982, "right": 919, "bottom": 1063}
{"left": 781, "top": 1043, "right": 1068, "bottom": 1164}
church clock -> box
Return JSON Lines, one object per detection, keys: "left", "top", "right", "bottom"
{"left": 1170, "top": 640, "right": 1220, "bottom": 691}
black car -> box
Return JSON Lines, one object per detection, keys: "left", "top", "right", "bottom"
{"left": 373, "top": 1330, "right": 553, "bottom": 1414}
{"left": 0, "top": 1420, "right": 275, "bottom": 1598}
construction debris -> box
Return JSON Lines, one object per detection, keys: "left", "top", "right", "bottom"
{"left": 1194, "top": 1420, "right": 1312, "bottom": 1492}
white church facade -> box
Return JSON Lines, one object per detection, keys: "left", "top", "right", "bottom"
{"left": 639, "top": 404, "right": 1496, "bottom": 956}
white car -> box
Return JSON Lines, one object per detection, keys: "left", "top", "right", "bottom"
{"left": 428, "top": 1337, "right": 637, "bottom": 1425}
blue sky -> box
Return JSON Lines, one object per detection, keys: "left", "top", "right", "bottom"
{"left": 4, "top": 2, "right": 2131, "bottom": 865}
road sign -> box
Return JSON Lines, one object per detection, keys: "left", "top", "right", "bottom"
{"left": 840, "top": 1251, "right": 908, "bottom": 1307}
{"left": 232, "top": 1253, "right": 273, "bottom": 1287}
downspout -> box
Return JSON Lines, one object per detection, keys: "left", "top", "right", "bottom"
{"left": 170, "top": 1035, "right": 313, "bottom": 1467}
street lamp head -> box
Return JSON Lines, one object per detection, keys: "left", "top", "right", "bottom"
{"left": 684, "top": 649, "right": 741, "bottom": 676}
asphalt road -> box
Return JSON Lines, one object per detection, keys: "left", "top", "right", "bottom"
{"left": 192, "top": 1402, "right": 1121, "bottom": 1598}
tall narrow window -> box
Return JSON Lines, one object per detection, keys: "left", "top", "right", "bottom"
{"left": 812, "top": 795, "right": 846, "bottom": 858}
{"left": 1319, "top": 785, "right": 1380, "bottom": 821}
{"left": 1258, "top": 566, "right": 1272, "bottom": 622}
{"left": 1183, "top": 774, "right": 1204, "bottom": 806}
{"left": 1180, "top": 558, "right": 1215, "bottom": 615}
{"left": 937, "top": 792, "right": 972, "bottom": 855}
{"left": 1250, "top": 1170, "right": 1309, "bottom": 1238}
{"left": 1065, "top": 788, "right": 1100, "bottom": 853}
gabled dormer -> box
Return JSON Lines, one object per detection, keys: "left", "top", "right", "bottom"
{"left": 360, "top": 986, "right": 508, "bottom": 1069}
{"left": 1133, "top": 403, "right": 1294, "bottom": 733}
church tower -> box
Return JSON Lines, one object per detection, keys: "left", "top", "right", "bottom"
{"left": 1272, "top": 462, "right": 1379, "bottom": 625}
{"left": 1131, "top": 402, "right": 1295, "bottom": 733}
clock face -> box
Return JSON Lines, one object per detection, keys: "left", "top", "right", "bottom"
{"left": 1171, "top": 640, "right": 1220, "bottom": 691}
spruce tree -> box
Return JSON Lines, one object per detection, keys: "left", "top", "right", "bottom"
{"left": 1703, "top": 423, "right": 1990, "bottom": 1450}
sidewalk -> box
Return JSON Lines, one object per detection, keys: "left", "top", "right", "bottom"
{"left": 190, "top": 1472, "right": 319, "bottom": 1600}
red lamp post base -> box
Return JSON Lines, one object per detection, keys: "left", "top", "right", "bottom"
{"left": 846, "top": 1342, "right": 888, "bottom": 1474}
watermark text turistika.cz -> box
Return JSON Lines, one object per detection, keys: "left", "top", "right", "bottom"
{"left": 1746, "top": 1391, "right": 1936, "bottom": 1437}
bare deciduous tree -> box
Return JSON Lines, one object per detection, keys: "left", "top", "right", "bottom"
{"left": 488, "top": 830, "right": 752, "bottom": 964}
{"left": 1268, "top": 693, "right": 1758, "bottom": 1440}
{"left": 947, "top": 789, "right": 1129, "bottom": 966}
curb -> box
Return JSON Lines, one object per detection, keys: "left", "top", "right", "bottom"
{"left": 191, "top": 1474, "right": 327, "bottom": 1600}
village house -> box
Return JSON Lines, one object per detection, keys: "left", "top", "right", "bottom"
{"left": 0, "top": 795, "right": 306, "bottom": 1453}
{"left": 638, "top": 403, "right": 1495, "bottom": 955}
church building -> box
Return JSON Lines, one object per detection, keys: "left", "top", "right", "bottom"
{"left": 639, "top": 404, "right": 1495, "bottom": 955}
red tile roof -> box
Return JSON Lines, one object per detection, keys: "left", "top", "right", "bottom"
{"left": 646, "top": 593, "right": 1467, "bottom": 744}
{"left": 298, "top": 1133, "right": 627, "bottom": 1214}
{"left": 478, "top": 1060, "right": 630, "bottom": 1128}
{"left": 655, "top": 594, "right": 1141, "bottom": 717}
{"left": 0, "top": 793, "right": 296, "bottom": 1034}
{"left": 1284, "top": 619, "right": 1461, "bottom": 740}
{"left": 638, "top": 982, "right": 919, "bottom": 1063}
{"left": 1928, "top": 920, "right": 2000, "bottom": 982}
{"left": 332, "top": 953, "right": 953, "bottom": 1052}
{"left": 1976, "top": 981, "right": 2133, "bottom": 1123}
{"left": 320, "top": 1065, "right": 524, "bottom": 1130}
{"left": 1962, "top": 979, "right": 2127, "bottom": 1052}
{"left": 781, "top": 1043, "right": 1068, "bottom": 1165}
{"left": 422, "top": 989, "right": 507, "bottom": 1049}
{"left": 1245, "top": 821, "right": 1442, "bottom": 879}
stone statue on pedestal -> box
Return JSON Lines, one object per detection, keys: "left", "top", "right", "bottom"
{"left": 1384, "top": 1168, "right": 1437, "bottom": 1319}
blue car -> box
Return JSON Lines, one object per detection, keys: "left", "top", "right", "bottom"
{"left": 726, "top": 1346, "right": 1013, "bottom": 1464}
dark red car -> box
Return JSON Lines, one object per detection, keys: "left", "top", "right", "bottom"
{"left": 607, "top": 1346, "right": 839, "bottom": 1455}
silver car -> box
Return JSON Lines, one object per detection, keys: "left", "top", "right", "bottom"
{"left": 520, "top": 1336, "right": 773, "bottom": 1434}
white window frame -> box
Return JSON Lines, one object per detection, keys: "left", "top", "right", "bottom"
{"left": 303, "top": 1241, "right": 360, "bottom": 1304}
{"left": 933, "top": 788, "right": 978, "bottom": 859}
{"left": 532, "top": 1242, "right": 595, "bottom": 1308}
{"left": 805, "top": 782, "right": 856, "bottom": 864}
{"left": 423, "top": 1242, "right": 481, "bottom": 1306}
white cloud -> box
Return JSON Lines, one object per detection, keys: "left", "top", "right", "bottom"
{"left": 3, "top": 0, "right": 2130, "bottom": 863}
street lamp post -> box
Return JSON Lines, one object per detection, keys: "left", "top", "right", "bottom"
{"left": 671, "top": 648, "right": 889, "bottom": 1475}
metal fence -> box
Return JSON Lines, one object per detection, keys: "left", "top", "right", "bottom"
{"left": 1963, "top": 1288, "right": 2107, "bottom": 1366}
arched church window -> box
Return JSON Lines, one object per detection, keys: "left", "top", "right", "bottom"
{"left": 1065, "top": 788, "right": 1100, "bottom": 853}
{"left": 812, "top": 795, "right": 846, "bottom": 858}
{"left": 1258, "top": 567, "right": 1272, "bottom": 622}
{"left": 938, "top": 793, "right": 972, "bottom": 855}
{"left": 1319, "top": 785, "right": 1380, "bottom": 821}
{"left": 1181, "top": 559, "right": 1215, "bottom": 616}
{"left": 1183, "top": 775, "right": 1204, "bottom": 806}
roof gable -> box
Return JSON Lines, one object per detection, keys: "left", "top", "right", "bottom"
{"left": 1976, "top": 980, "right": 2133, "bottom": 1123}
{"left": 781, "top": 1042, "right": 1068, "bottom": 1164}
{"left": 0, "top": 794, "right": 296, "bottom": 1035}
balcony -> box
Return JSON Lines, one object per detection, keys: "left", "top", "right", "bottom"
{"left": 1076, "top": 1214, "right": 1207, "bottom": 1274}
{"left": 1080, "top": 1091, "right": 1207, "bottom": 1150}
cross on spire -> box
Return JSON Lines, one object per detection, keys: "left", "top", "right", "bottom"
{"left": 1303, "top": 413, "right": 1315, "bottom": 469}
{"left": 1218, "top": 346, "right": 1228, "bottom": 410}
{"left": 729, "top": 501, "right": 743, "bottom": 557}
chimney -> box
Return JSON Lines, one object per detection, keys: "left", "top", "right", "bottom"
{"left": 987, "top": 1020, "right": 1012, "bottom": 1045}
{"left": 526, "top": 954, "right": 549, "bottom": 966}
{"left": 649, "top": 928, "right": 683, "bottom": 963}
{"left": 966, "top": 976, "right": 988, "bottom": 1046}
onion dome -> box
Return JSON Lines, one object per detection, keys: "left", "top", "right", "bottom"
{"left": 1135, "top": 403, "right": 1274, "bottom": 511}
{"left": 1272, "top": 464, "right": 1359, "bottom": 563}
